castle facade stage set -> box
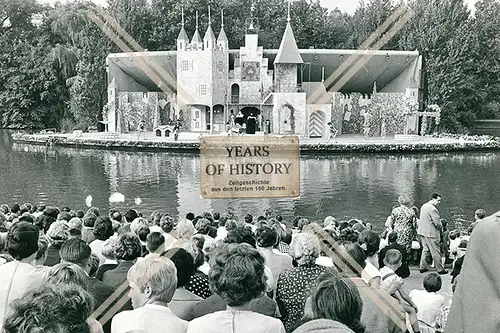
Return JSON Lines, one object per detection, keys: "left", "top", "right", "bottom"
{"left": 105, "top": 7, "right": 439, "bottom": 138}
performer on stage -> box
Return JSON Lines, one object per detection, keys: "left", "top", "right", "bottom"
{"left": 246, "top": 113, "right": 256, "bottom": 135}
{"left": 327, "top": 122, "right": 338, "bottom": 142}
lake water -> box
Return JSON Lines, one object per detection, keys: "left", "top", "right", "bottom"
{"left": 1, "top": 130, "right": 498, "bottom": 230}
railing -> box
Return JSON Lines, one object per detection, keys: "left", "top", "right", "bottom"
{"left": 231, "top": 95, "right": 239, "bottom": 103}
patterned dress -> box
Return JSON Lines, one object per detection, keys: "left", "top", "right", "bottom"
{"left": 391, "top": 205, "right": 416, "bottom": 254}
{"left": 185, "top": 272, "right": 212, "bottom": 299}
{"left": 276, "top": 263, "right": 326, "bottom": 332}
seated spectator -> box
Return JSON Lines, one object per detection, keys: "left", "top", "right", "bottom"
{"left": 95, "top": 239, "right": 118, "bottom": 280}
{"left": 183, "top": 239, "right": 212, "bottom": 299}
{"left": 44, "top": 220, "right": 70, "bottom": 266}
{"left": 331, "top": 239, "right": 406, "bottom": 333}
{"left": 195, "top": 218, "right": 216, "bottom": 250}
{"left": 0, "top": 222, "right": 48, "bottom": 327}
{"left": 47, "top": 262, "right": 103, "bottom": 333}
{"left": 357, "top": 230, "right": 382, "bottom": 288}
{"left": 88, "top": 253, "right": 100, "bottom": 277}
{"left": 149, "top": 210, "right": 164, "bottom": 233}
{"left": 69, "top": 227, "right": 83, "bottom": 240}
{"left": 468, "top": 208, "right": 486, "bottom": 234}
{"left": 166, "top": 248, "right": 203, "bottom": 321}
{"left": 256, "top": 226, "right": 293, "bottom": 292}
{"left": 102, "top": 233, "right": 142, "bottom": 289}
{"left": 59, "top": 239, "right": 115, "bottom": 310}
{"left": 215, "top": 216, "right": 229, "bottom": 241}
{"left": 159, "top": 214, "right": 177, "bottom": 250}
{"left": 450, "top": 239, "right": 467, "bottom": 284}
{"left": 3, "top": 284, "right": 94, "bottom": 333}
{"left": 82, "top": 213, "right": 98, "bottom": 244}
{"left": 124, "top": 209, "right": 138, "bottom": 223}
{"left": 378, "top": 231, "right": 410, "bottom": 278}
{"left": 136, "top": 225, "right": 151, "bottom": 256}
{"left": 276, "top": 232, "right": 326, "bottom": 332}
{"left": 32, "top": 235, "right": 49, "bottom": 266}
{"left": 409, "top": 272, "right": 445, "bottom": 333}
{"left": 89, "top": 216, "right": 114, "bottom": 266}
{"left": 188, "top": 243, "right": 285, "bottom": 333}
{"left": 68, "top": 216, "right": 83, "bottom": 230}
{"left": 111, "top": 254, "right": 188, "bottom": 333}
{"left": 294, "top": 271, "right": 365, "bottom": 333}
{"left": 273, "top": 223, "right": 292, "bottom": 255}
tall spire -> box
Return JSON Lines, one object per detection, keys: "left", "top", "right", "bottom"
{"left": 275, "top": 1, "right": 303, "bottom": 64}
{"left": 287, "top": 0, "right": 291, "bottom": 22}
{"left": 177, "top": 7, "right": 189, "bottom": 47}
{"left": 204, "top": 5, "right": 216, "bottom": 48}
{"left": 208, "top": 5, "right": 211, "bottom": 25}
{"left": 191, "top": 10, "right": 203, "bottom": 49}
{"left": 218, "top": 8, "right": 228, "bottom": 49}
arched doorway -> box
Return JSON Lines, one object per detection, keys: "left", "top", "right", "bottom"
{"left": 309, "top": 110, "right": 326, "bottom": 138}
{"left": 231, "top": 84, "right": 240, "bottom": 104}
{"left": 239, "top": 106, "right": 261, "bottom": 131}
{"left": 279, "top": 104, "right": 295, "bottom": 134}
{"left": 212, "top": 104, "right": 225, "bottom": 132}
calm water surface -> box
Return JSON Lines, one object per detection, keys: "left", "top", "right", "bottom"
{"left": 0, "top": 130, "right": 498, "bottom": 230}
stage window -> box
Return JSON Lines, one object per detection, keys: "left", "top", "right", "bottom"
{"left": 181, "top": 60, "right": 189, "bottom": 71}
{"left": 200, "top": 84, "right": 208, "bottom": 96}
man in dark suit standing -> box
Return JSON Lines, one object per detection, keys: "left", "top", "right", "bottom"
{"left": 417, "top": 192, "right": 447, "bottom": 274}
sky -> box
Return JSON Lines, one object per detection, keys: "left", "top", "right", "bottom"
{"left": 41, "top": 0, "right": 478, "bottom": 15}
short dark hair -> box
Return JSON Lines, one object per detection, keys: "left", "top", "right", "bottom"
{"left": 7, "top": 222, "right": 39, "bottom": 260}
{"left": 358, "top": 230, "right": 380, "bottom": 257}
{"left": 225, "top": 227, "right": 256, "bottom": 248}
{"left": 93, "top": 216, "right": 114, "bottom": 241}
{"left": 137, "top": 226, "right": 150, "bottom": 242}
{"left": 114, "top": 233, "right": 142, "bottom": 261}
{"left": 124, "top": 209, "right": 138, "bottom": 223}
{"left": 11, "top": 203, "right": 20, "bottom": 214}
{"left": 244, "top": 214, "right": 253, "bottom": 224}
{"left": 388, "top": 231, "right": 398, "bottom": 243}
{"left": 76, "top": 210, "right": 85, "bottom": 219}
{"left": 147, "top": 232, "right": 165, "bottom": 253}
{"left": 111, "top": 211, "right": 122, "bottom": 222}
{"left": 256, "top": 226, "right": 278, "bottom": 248}
{"left": 309, "top": 274, "right": 364, "bottom": 333}
{"left": 160, "top": 215, "right": 175, "bottom": 233}
{"left": 59, "top": 239, "right": 92, "bottom": 267}
{"left": 166, "top": 248, "right": 194, "bottom": 287}
{"left": 430, "top": 192, "right": 441, "bottom": 200}
{"left": 213, "top": 212, "right": 220, "bottom": 220}
{"left": 209, "top": 243, "right": 266, "bottom": 306}
{"left": 475, "top": 209, "right": 486, "bottom": 219}
{"left": 275, "top": 215, "right": 283, "bottom": 222}
{"left": 57, "top": 211, "right": 72, "bottom": 222}
{"left": 384, "top": 249, "right": 402, "bottom": 266}
{"left": 423, "top": 272, "right": 442, "bottom": 292}
{"left": 186, "top": 212, "right": 195, "bottom": 221}
{"left": 68, "top": 228, "right": 82, "bottom": 239}
{"left": 3, "top": 284, "right": 93, "bottom": 333}
{"left": 18, "top": 214, "right": 33, "bottom": 224}
{"left": 44, "top": 206, "right": 60, "bottom": 219}
{"left": 336, "top": 242, "right": 366, "bottom": 275}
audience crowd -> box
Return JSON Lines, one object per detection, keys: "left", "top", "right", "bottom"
{"left": 0, "top": 194, "right": 486, "bottom": 333}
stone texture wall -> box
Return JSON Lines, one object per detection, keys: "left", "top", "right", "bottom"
{"left": 272, "top": 93, "right": 307, "bottom": 136}
{"left": 116, "top": 92, "right": 156, "bottom": 133}
{"left": 275, "top": 64, "right": 298, "bottom": 93}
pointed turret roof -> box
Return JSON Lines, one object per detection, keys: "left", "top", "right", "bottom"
{"left": 217, "top": 28, "right": 228, "bottom": 44}
{"left": 204, "top": 6, "right": 216, "bottom": 41}
{"left": 191, "top": 11, "right": 202, "bottom": 45}
{"left": 275, "top": 22, "right": 303, "bottom": 64}
{"left": 178, "top": 8, "right": 189, "bottom": 41}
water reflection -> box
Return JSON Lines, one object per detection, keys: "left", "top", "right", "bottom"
{"left": 4, "top": 135, "right": 499, "bottom": 229}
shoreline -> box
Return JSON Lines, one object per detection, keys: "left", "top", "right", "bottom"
{"left": 11, "top": 132, "right": 500, "bottom": 154}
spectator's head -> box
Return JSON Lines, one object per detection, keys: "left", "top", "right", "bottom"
{"left": 46, "top": 221, "right": 69, "bottom": 247}
{"left": 3, "top": 284, "right": 93, "bottom": 333}
{"left": 43, "top": 206, "right": 60, "bottom": 219}
{"left": 334, "top": 241, "right": 366, "bottom": 277}
{"left": 146, "top": 232, "right": 165, "bottom": 254}
{"left": 166, "top": 248, "right": 194, "bottom": 288}
{"left": 388, "top": 231, "right": 398, "bottom": 244}
{"left": 33, "top": 235, "right": 49, "bottom": 266}
{"left": 124, "top": 209, "right": 138, "bottom": 223}
{"left": 83, "top": 213, "right": 97, "bottom": 228}
{"left": 68, "top": 228, "right": 82, "bottom": 240}
{"left": 449, "top": 230, "right": 460, "bottom": 240}
{"left": 131, "top": 218, "right": 148, "bottom": 236}
{"left": 35, "top": 214, "right": 56, "bottom": 234}
{"left": 423, "top": 272, "right": 442, "bottom": 293}
{"left": 18, "top": 214, "right": 33, "bottom": 224}
{"left": 127, "top": 254, "right": 178, "bottom": 309}
{"left": 289, "top": 232, "right": 321, "bottom": 266}
{"left": 59, "top": 239, "right": 92, "bottom": 272}
{"left": 76, "top": 210, "right": 85, "bottom": 219}
{"left": 429, "top": 192, "right": 442, "bottom": 206}
{"left": 297, "top": 218, "right": 310, "bottom": 231}
{"left": 57, "top": 211, "right": 71, "bottom": 222}
{"left": 475, "top": 208, "right": 486, "bottom": 220}
{"left": 183, "top": 239, "right": 204, "bottom": 269}
{"left": 244, "top": 214, "right": 253, "bottom": 224}
{"left": 67, "top": 217, "right": 82, "bottom": 230}
{"left": 225, "top": 219, "right": 238, "bottom": 231}
{"left": 7, "top": 221, "right": 39, "bottom": 260}
{"left": 186, "top": 212, "right": 195, "bottom": 221}
{"left": 357, "top": 230, "right": 380, "bottom": 258}
{"left": 173, "top": 219, "right": 196, "bottom": 241}
{"left": 114, "top": 233, "right": 142, "bottom": 261}
{"left": 209, "top": 243, "right": 266, "bottom": 307}
{"left": 102, "top": 240, "right": 117, "bottom": 260}
{"left": 137, "top": 226, "right": 150, "bottom": 243}
{"left": 160, "top": 214, "right": 175, "bottom": 233}
{"left": 383, "top": 249, "right": 402, "bottom": 269}
{"left": 11, "top": 203, "right": 20, "bottom": 215}
{"left": 111, "top": 211, "right": 122, "bottom": 223}
{"left": 195, "top": 218, "right": 211, "bottom": 235}
{"left": 306, "top": 273, "right": 364, "bottom": 333}
{"left": 213, "top": 212, "right": 220, "bottom": 220}
{"left": 61, "top": 206, "right": 71, "bottom": 213}
{"left": 256, "top": 226, "right": 278, "bottom": 248}
{"left": 150, "top": 211, "right": 162, "bottom": 226}
{"left": 88, "top": 253, "right": 99, "bottom": 277}
{"left": 275, "top": 215, "right": 283, "bottom": 222}
{"left": 93, "top": 216, "right": 114, "bottom": 241}
{"left": 85, "top": 207, "right": 100, "bottom": 217}
{"left": 323, "top": 216, "right": 337, "bottom": 229}
{"left": 47, "top": 262, "right": 88, "bottom": 288}
{"left": 397, "top": 194, "right": 411, "bottom": 206}
{"left": 225, "top": 227, "right": 256, "bottom": 248}
{"left": 218, "top": 216, "right": 228, "bottom": 228}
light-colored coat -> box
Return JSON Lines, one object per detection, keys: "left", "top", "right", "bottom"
{"left": 417, "top": 201, "right": 441, "bottom": 238}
